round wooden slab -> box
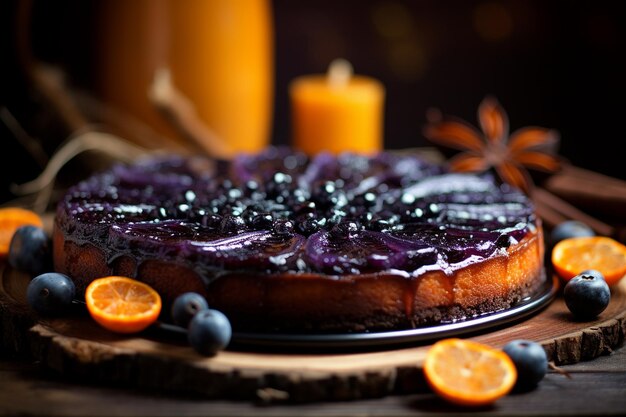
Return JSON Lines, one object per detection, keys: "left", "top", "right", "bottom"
{"left": 1, "top": 263, "right": 625, "bottom": 403}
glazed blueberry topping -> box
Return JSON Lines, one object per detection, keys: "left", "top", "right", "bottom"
{"left": 330, "top": 221, "right": 360, "bottom": 238}
{"left": 57, "top": 147, "right": 537, "bottom": 278}
{"left": 273, "top": 219, "right": 295, "bottom": 236}
{"left": 220, "top": 214, "right": 246, "bottom": 234}
{"left": 200, "top": 214, "right": 223, "bottom": 229}
{"left": 297, "top": 217, "right": 320, "bottom": 236}
{"left": 249, "top": 213, "right": 274, "bottom": 230}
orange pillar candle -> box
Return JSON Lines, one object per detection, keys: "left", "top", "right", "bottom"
{"left": 289, "top": 59, "right": 385, "bottom": 155}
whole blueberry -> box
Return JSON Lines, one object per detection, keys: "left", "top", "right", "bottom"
{"left": 171, "top": 292, "right": 209, "bottom": 327}
{"left": 8, "top": 225, "right": 51, "bottom": 276}
{"left": 26, "top": 273, "right": 76, "bottom": 315}
{"left": 368, "top": 218, "right": 391, "bottom": 232}
{"left": 503, "top": 340, "right": 548, "bottom": 390}
{"left": 272, "top": 219, "right": 294, "bottom": 236}
{"left": 297, "top": 217, "right": 320, "bottom": 236}
{"left": 220, "top": 214, "right": 245, "bottom": 234}
{"left": 250, "top": 213, "right": 274, "bottom": 230}
{"left": 331, "top": 221, "right": 360, "bottom": 238}
{"left": 564, "top": 273, "right": 610, "bottom": 319}
{"left": 549, "top": 221, "right": 594, "bottom": 247}
{"left": 201, "top": 214, "right": 222, "bottom": 229}
{"left": 294, "top": 201, "right": 316, "bottom": 216}
{"left": 188, "top": 309, "right": 232, "bottom": 356}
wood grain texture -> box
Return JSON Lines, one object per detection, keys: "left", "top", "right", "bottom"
{"left": 1, "top": 263, "right": 625, "bottom": 403}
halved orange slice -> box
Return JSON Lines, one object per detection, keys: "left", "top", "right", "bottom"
{"left": 424, "top": 338, "right": 517, "bottom": 407}
{"left": 85, "top": 276, "right": 162, "bottom": 333}
{"left": 552, "top": 236, "right": 626, "bottom": 286}
{"left": 0, "top": 207, "right": 43, "bottom": 256}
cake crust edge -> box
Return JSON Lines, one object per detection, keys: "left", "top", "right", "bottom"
{"left": 53, "top": 220, "right": 545, "bottom": 332}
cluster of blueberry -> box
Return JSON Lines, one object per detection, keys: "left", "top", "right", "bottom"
{"left": 25, "top": 272, "right": 231, "bottom": 356}
{"left": 8, "top": 225, "right": 231, "bottom": 356}
{"left": 162, "top": 152, "right": 531, "bottom": 242}
{"left": 171, "top": 292, "right": 232, "bottom": 356}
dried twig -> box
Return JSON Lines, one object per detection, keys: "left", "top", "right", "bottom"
{"left": 7, "top": 0, "right": 158, "bottom": 213}
{"left": 149, "top": 68, "right": 233, "bottom": 158}
{"left": 11, "top": 131, "right": 148, "bottom": 212}
{"left": 9, "top": 59, "right": 150, "bottom": 212}
{"left": 256, "top": 387, "right": 290, "bottom": 404}
{"left": 30, "top": 64, "right": 89, "bottom": 132}
{"left": 12, "top": 130, "right": 145, "bottom": 195}
{"left": 0, "top": 107, "right": 48, "bottom": 167}
{"left": 548, "top": 361, "right": 573, "bottom": 379}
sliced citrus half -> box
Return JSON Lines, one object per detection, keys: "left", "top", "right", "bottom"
{"left": 424, "top": 338, "right": 517, "bottom": 407}
{"left": 552, "top": 236, "right": 626, "bottom": 286}
{"left": 0, "top": 207, "right": 44, "bottom": 256}
{"left": 85, "top": 276, "right": 162, "bottom": 333}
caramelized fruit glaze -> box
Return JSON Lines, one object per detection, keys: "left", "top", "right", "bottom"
{"left": 54, "top": 148, "right": 545, "bottom": 332}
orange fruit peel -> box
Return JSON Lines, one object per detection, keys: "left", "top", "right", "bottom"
{"left": 85, "top": 276, "right": 162, "bottom": 333}
{"left": 424, "top": 338, "right": 517, "bottom": 407}
{"left": 0, "top": 207, "right": 44, "bottom": 257}
{"left": 552, "top": 236, "right": 626, "bottom": 286}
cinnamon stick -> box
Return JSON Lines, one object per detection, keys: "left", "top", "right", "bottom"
{"left": 544, "top": 164, "right": 626, "bottom": 219}
{"left": 533, "top": 187, "right": 615, "bottom": 236}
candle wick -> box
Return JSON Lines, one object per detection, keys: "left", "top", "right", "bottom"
{"left": 327, "top": 58, "right": 353, "bottom": 89}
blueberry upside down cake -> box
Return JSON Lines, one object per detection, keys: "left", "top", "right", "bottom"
{"left": 53, "top": 147, "right": 545, "bottom": 332}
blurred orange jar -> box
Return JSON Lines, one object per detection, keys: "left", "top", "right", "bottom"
{"left": 97, "top": 0, "right": 273, "bottom": 155}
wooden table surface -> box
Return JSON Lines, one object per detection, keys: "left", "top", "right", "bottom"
{"left": 1, "top": 215, "right": 625, "bottom": 415}
{"left": 1, "top": 343, "right": 625, "bottom": 417}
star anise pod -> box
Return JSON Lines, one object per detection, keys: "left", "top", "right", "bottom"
{"left": 423, "top": 96, "right": 561, "bottom": 194}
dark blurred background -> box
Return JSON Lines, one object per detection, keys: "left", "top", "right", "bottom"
{"left": 1, "top": 0, "right": 625, "bottom": 205}
{"left": 272, "top": 0, "right": 626, "bottom": 178}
